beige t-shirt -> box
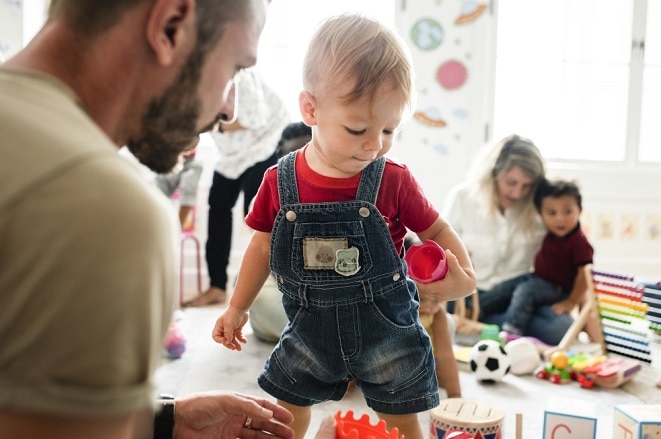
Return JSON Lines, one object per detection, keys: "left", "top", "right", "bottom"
{"left": 0, "top": 70, "right": 177, "bottom": 417}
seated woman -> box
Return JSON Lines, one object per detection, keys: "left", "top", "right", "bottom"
{"left": 442, "top": 134, "right": 574, "bottom": 346}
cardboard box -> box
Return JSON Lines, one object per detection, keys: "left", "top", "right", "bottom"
{"left": 613, "top": 404, "right": 661, "bottom": 439}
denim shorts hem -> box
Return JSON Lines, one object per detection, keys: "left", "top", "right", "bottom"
{"left": 258, "top": 375, "right": 330, "bottom": 407}
{"left": 365, "top": 393, "right": 440, "bottom": 415}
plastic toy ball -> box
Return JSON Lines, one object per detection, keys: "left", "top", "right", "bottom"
{"left": 551, "top": 351, "right": 569, "bottom": 370}
{"left": 469, "top": 340, "right": 511, "bottom": 383}
{"left": 504, "top": 337, "right": 541, "bottom": 375}
{"left": 335, "top": 410, "right": 403, "bottom": 439}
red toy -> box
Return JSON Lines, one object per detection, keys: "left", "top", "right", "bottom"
{"left": 535, "top": 351, "right": 573, "bottom": 384}
{"left": 577, "top": 356, "right": 641, "bottom": 388}
{"left": 535, "top": 350, "right": 641, "bottom": 389}
{"left": 404, "top": 240, "right": 448, "bottom": 283}
{"left": 335, "top": 410, "right": 402, "bottom": 439}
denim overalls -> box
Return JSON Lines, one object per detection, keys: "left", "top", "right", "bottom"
{"left": 257, "top": 153, "right": 439, "bottom": 415}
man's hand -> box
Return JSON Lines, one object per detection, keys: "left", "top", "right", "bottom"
{"left": 173, "top": 391, "right": 294, "bottom": 439}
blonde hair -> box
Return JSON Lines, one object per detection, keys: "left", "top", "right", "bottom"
{"left": 303, "top": 14, "right": 414, "bottom": 110}
{"left": 468, "top": 134, "right": 546, "bottom": 235}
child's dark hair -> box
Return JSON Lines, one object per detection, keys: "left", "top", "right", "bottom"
{"left": 277, "top": 121, "right": 312, "bottom": 157}
{"left": 534, "top": 178, "right": 583, "bottom": 212}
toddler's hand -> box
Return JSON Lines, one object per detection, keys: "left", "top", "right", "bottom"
{"left": 212, "top": 307, "right": 249, "bottom": 351}
{"left": 417, "top": 249, "right": 476, "bottom": 302}
{"left": 551, "top": 299, "right": 576, "bottom": 315}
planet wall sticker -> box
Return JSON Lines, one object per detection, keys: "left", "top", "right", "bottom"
{"left": 436, "top": 59, "right": 467, "bottom": 90}
{"left": 410, "top": 18, "right": 444, "bottom": 51}
{"left": 455, "top": 1, "right": 488, "bottom": 25}
{"left": 414, "top": 107, "right": 447, "bottom": 127}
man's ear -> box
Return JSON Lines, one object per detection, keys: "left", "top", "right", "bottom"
{"left": 299, "top": 90, "right": 317, "bottom": 126}
{"left": 145, "top": 0, "right": 195, "bottom": 66}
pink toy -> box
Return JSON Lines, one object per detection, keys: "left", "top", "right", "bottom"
{"left": 335, "top": 410, "right": 402, "bottom": 439}
{"left": 164, "top": 322, "right": 186, "bottom": 359}
{"left": 404, "top": 240, "right": 448, "bottom": 283}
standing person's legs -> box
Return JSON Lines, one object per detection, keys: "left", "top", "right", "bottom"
{"left": 430, "top": 308, "right": 461, "bottom": 398}
{"left": 375, "top": 412, "right": 424, "bottom": 439}
{"left": 276, "top": 401, "right": 311, "bottom": 439}
{"left": 186, "top": 171, "right": 242, "bottom": 306}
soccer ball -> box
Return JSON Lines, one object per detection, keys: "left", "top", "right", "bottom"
{"left": 469, "top": 340, "right": 511, "bottom": 383}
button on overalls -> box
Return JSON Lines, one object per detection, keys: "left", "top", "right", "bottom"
{"left": 257, "top": 153, "right": 439, "bottom": 415}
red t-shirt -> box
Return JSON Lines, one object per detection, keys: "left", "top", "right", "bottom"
{"left": 533, "top": 224, "right": 594, "bottom": 293}
{"left": 246, "top": 148, "right": 439, "bottom": 254}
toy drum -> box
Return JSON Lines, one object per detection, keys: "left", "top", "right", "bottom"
{"left": 430, "top": 398, "right": 504, "bottom": 439}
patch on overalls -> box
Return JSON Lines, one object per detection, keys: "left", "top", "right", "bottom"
{"left": 302, "top": 237, "right": 347, "bottom": 270}
{"left": 335, "top": 247, "right": 360, "bottom": 276}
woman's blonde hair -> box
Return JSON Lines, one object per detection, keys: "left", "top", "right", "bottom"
{"left": 303, "top": 14, "right": 414, "bottom": 111}
{"left": 468, "top": 134, "right": 546, "bottom": 235}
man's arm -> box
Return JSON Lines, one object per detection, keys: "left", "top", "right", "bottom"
{"left": 0, "top": 410, "right": 151, "bottom": 439}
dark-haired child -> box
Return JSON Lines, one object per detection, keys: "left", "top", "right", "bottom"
{"left": 502, "top": 179, "right": 595, "bottom": 336}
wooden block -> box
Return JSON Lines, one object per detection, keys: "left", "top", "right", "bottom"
{"left": 613, "top": 404, "right": 661, "bottom": 439}
{"left": 543, "top": 398, "right": 597, "bottom": 439}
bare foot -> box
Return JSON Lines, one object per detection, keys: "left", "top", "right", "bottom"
{"left": 184, "top": 286, "right": 226, "bottom": 307}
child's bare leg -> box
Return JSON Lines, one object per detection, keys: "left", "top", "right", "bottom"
{"left": 375, "top": 412, "right": 423, "bottom": 439}
{"left": 277, "top": 400, "right": 311, "bottom": 439}
{"left": 433, "top": 310, "right": 462, "bottom": 398}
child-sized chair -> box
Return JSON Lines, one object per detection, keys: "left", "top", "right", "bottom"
{"left": 175, "top": 190, "right": 203, "bottom": 306}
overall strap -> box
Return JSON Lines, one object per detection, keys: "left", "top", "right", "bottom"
{"left": 355, "top": 157, "right": 386, "bottom": 204}
{"left": 276, "top": 152, "right": 299, "bottom": 205}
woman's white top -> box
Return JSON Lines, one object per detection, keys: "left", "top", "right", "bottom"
{"left": 442, "top": 183, "right": 546, "bottom": 291}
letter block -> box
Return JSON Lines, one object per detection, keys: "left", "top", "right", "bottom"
{"left": 613, "top": 404, "right": 661, "bottom": 439}
{"left": 543, "top": 398, "right": 597, "bottom": 439}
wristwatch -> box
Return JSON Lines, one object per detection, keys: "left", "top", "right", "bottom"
{"left": 154, "top": 393, "right": 176, "bottom": 439}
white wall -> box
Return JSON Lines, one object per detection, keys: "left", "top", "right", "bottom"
{"left": 0, "top": 0, "right": 48, "bottom": 60}
{"left": 2, "top": 1, "right": 659, "bottom": 279}
{"left": 395, "top": 0, "right": 661, "bottom": 279}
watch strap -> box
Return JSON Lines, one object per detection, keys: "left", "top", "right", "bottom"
{"left": 154, "top": 394, "right": 175, "bottom": 439}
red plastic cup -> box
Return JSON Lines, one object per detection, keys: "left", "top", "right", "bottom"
{"left": 404, "top": 240, "right": 448, "bottom": 283}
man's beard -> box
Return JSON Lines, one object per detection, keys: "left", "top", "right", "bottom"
{"left": 127, "top": 53, "right": 203, "bottom": 174}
